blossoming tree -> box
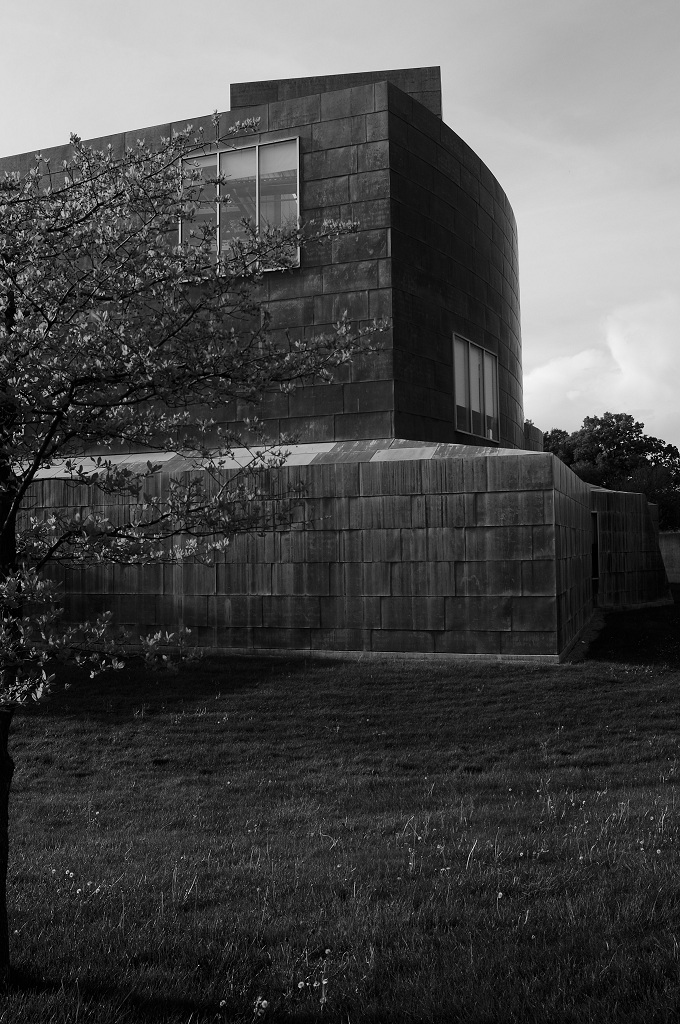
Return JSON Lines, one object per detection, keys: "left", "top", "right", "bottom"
{"left": 0, "top": 121, "right": 378, "bottom": 983}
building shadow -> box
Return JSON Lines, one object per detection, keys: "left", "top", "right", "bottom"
{"left": 585, "top": 584, "right": 680, "bottom": 667}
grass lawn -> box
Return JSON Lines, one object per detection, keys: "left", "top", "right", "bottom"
{"left": 3, "top": 592, "right": 680, "bottom": 1022}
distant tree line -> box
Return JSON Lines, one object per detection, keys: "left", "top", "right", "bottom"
{"left": 543, "top": 412, "right": 680, "bottom": 530}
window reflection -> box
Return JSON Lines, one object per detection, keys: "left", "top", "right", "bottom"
{"left": 453, "top": 336, "right": 499, "bottom": 442}
{"left": 259, "top": 140, "right": 298, "bottom": 232}
{"left": 469, "top": 344, "right": 483, "bottom": 437}
{"left": 454, "top": 336, "right": 470, "bottom": 432}
{"left": 182, "top": 139, "right": 299, "bottom": 268}
{"left": 219, "top": 147, "right": 256, "bottom": 252}
{"left": 484, "top": 351, "right": 499, "bottom": 441}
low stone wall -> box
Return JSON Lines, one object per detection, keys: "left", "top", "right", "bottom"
{"left": 659, "top": 532, "right": 680, "bottom": 584}
{"left": 29, "top": 441, "right": 671, "bottom": 661}
{"left": 31, "top": 442, "right": 571, "bottom": 660}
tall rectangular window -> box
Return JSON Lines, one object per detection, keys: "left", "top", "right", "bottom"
{"left": 258, "top": 139, "right": 298, "bottom": 233}
{"left": 183, "top": 154, "right": 217, "bottom": 257}
{"left": 453, "top": 335, "right": 499, "bottom": 442}
{"left": 469, "top": 344, "right": 483, "bottom": 437}
{"left": 219, "top": 147, "right": 256, "bottom": 252}
{"left": 182, "top": 137, "right": 300, "bottom": 268}
{"left": 454, "top": 336, "right": 470, "bottom": 432}
{"left": 483, "top": 350, "right": 499, "bottom": 441}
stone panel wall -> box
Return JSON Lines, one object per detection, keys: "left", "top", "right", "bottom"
{"left": 235, "top": 79, "right": 397, "bottom": 443}
{"left": 552, "top": 459, "right": 592, "bottom": 654}
{"left": 1, "top": 67, "right": 525, "bottom": 451}
{"left": 231, "top": 67, "right": 443, "bottom": 119}
{"left": 387, "top": 87, "right": 524, "bottom": 449}
{"left": 30, "top": 445, "right": 672, "bottom": 658}
{"left": 31, "top": 442, "right": 594, "bottom": 662}
{"left": 658, "top": 533, "right": 680, "bottom": 584}
{"left": 591, "top": 489, "right": 671, "bottom": 608}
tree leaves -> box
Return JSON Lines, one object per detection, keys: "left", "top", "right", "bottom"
{"left": 0, "top": 126, "right": 386, "bottom": 701}
{"left": 543, "top": 412, "right": 680, "bottom": 529}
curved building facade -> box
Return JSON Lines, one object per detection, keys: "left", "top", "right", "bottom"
{"left": 208, "top": 67, "right": 526, "bottom": 449}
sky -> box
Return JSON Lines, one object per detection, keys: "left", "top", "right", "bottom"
{"left": 3, "top": 0, "right": 679, "bottom": 445}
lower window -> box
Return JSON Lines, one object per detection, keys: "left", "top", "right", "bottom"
{"left": 454, "top": 335, "right": 499, "bottom": 441}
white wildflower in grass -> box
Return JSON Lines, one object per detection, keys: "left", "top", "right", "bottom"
{"left": 253, "top": 995, "right": 269, "bottom": 1018}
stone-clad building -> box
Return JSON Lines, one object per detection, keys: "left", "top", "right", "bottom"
{"left": 2, "top": 67, "right": 670, "bottom": 660}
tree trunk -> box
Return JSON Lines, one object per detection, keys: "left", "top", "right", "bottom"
{"left": 0, "top": 294, "right": 18, "bottom": 986}
{"left": 0, "top": 707, "right": 13, "bottom": 988}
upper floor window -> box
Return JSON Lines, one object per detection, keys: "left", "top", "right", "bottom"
{"left": 453, "top": 335, "right": 499, "bottom": 442}
{"left": 181, "top": 137, "right": 300, "bottom": 268}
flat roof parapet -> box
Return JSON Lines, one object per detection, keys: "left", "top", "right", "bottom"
{"left": 230, "top": 66, "right": 442, "bottom": 118}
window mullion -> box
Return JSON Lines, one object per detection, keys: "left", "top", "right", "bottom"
{"left": 255, "top": 143, "right": 260, "bottom": 236}
{"left": 216, "top": 154, "right": 220, "bottom": 259}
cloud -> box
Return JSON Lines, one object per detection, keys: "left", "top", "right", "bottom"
{"left": 524, "top": 293, "right": 680, "bottom": 445}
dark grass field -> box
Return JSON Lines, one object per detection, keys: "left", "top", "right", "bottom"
{"left": 3, "top": 590, "right": 680, "bottom": 1022}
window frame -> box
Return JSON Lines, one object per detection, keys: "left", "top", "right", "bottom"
{"left": 180, "top": 135, "right": 301, "bottom": 270}
{"left": 453, "top": 334, "right": 500, "bottom": 443}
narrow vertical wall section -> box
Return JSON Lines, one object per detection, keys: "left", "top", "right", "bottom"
{"left": 387, "top": 86, "right": 524, "bottom": 448}
{"left": 592, "top": 489, "right": 671, "bottom": 608}
{"left": 553, "top": 459, "right": 593, "bottom": 654}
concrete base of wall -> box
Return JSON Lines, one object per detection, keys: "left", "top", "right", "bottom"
{"left": 175, "top": 645, "right": 567, "bottom": 664}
